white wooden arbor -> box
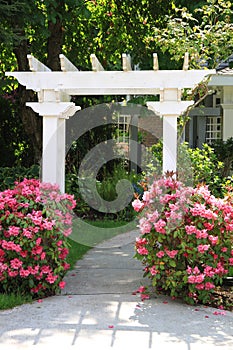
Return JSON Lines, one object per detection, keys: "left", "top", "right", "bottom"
{"left": 6, "top": 53, "right": 215, "bottom": 192}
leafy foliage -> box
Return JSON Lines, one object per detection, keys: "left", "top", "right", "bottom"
{"left": 212, "top": 137, "right": 233, "bottom": 177}
{"left": 66, "top": 161, "right": 142, "bottom": 221}
{"left": 152, "top": 0, "right": 233, "bottom": 69}
{"left": 148, "top": 141, "right": 225, "bottom": 197}
{"left": 0, "top": 165, "right": 39, "bottom": 191}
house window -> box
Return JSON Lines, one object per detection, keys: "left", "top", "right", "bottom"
{"left": 205, "top": 116, "right": 222, "bottom": 144}
{"left": 115, "top": 114, "right": 131, "bottom": 144}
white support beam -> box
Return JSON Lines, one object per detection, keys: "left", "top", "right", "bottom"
{"left": 5, "top": 70, "right": 216, "bottom": 95}
{"left": 90, "top": 54, "right": 104, "bottom": 71}
{"left": 26, "top": 102, "right": 80, "bottom": 118}
{"left": 153, "top": 53, "right": 159, "bottom": 71}
{"left": 59, "top": 54, "right": 79, "bottom": 72}
{"left": 147, "top": 100, "right": 194, "bottom": 116}
{"left": 27, "top": 54, "right": 51, "bottom": 72}
{"left": 122, "top": 54, "right": 132, "bottom": 71}
{"left": 183, "top": 52, "right": 189, "bottom": 71}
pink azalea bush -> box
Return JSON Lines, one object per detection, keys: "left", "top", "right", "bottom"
{"left": 0, "top": 178, "right": 76, "bottom": 297}
{"left": 132, "top": 176, "right": 233, "bottom": 306}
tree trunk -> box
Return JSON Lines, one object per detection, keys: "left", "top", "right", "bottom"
{"left": 13, "top": 36, "right": 42, "bottom": 164}
{"left": 47, "top": 3, "right": 65, "bottom": 70}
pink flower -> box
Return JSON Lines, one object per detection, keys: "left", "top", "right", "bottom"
{"left": 59, "top": 281, "right": 66, "bottom": 289}
{"left": 195, "top": 283, "right": 205, "bottom": 290}
{"left": 136, "top": 237, "right": 148, "bottom": 245}
{"left": 221, "top": 247, "right": 228, "bottom": 253}
{"left": 41, "top": 265, "right": 52, "bottom": 274}
{"left": 20, "top": 268, "right": 31, "bottom": 277}
{"left": 146, "top": 211, "right": 159, "bottom": 223}
{"left": 10, "top": 258, "right": 23, "bottom": 269}
{"left": 165, "top": 249, "right": 178, "bottom": 258}
{"left": 204, "top": 266, "right": 215, "bottom": 277}
{"left": 225, "top": 223, "right": 233, "bottom": 231}
{"left": 23, "top": 228, "right": 33, "bottom": 239}
{"left": 58, "top": 248, "right": 69, "bottom": 259}
{"left": 214, "top": 262, "right": 228, "bottom": 275}
{"left": 197, "top": 244, "right": 210, "bottom": 254}
{"left": 193, "top": 266, "right": 200, "bottom": 275}
{"left": 208, "top": 235, "right": 218, "bottom": 245}
{"left": 150, "top": 266, "right": 158, "bottom": 275}
{"left": 139, "top": 218, "right": 152, "bottom": 234}
{"left": 203, "top": 222, "right": 214, "bottom": 231}
{"left": 42, "top": 219, "right": 55, "bottom": 230}
{"left": 190, "top": 203, "right": 217, "bottom": 220}
{"left": 195, "top": 274, "right": 205, "bottom": 283}
{"left": 205, "top": 282, "right": 215, "bottom": 290}
{"left": 32, "top": 246, "right": 43, "bottom": 255}
{"left": 1, "top": 240, "right": 21, "bottom": 253}
{"left": 137, "top": 247, "right": 149, "bottom": 255}
{"left": 132, "top": 199, "right": 144, "bottom": 212}
{"left": 62, "top": 262, "right": 70, "bottom": 270}
{"left": 28, "top": 265, "right": 39, "bottom": 275}
{"left": 137, "top": 286, "right": 146, "bottom": 293}
{"left": 142, "top": 191, "right": 151, "bottom": 203}
{"left": 141, "top": 293, "right": 150, "bottom": 301}
{"left": 36, "top": 237, "right": 42, "bottom": 246}
{"left": 196, "top": 229, "right": 208, "bottom": 239}
{"left": 8, "top": 269, "right": 18, "bottom": 277}
{"left": 188, "top": 275, "right": 196, "bottom": 284}
{"left": 40, "top": 252, "right": 46, "bottom": 260}
{"left": 63, "top": 228, "right": 72, "bottom": 237}
{"left": 46, "top": 274, "right": 58, "bottom": 284}
{"left": 229, "top": 258, "right": 233, "bottom": 265}
{"left": 156, "top": 251, "right": 165, "bottom": 258}
{"left": 0, "top": 262, "right": 8, "bottom": 272}
{"left": 8, "top": 226, "right": 20, "bottom": 237}
{"left": 20, "top": 250, "right": 28, "bottom": 258}
{"left": 153, "top": 219, "right": 166, "bottom": 234}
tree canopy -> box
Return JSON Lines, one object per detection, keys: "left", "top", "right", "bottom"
{"left": 0, "top": 0, "right": 233, "bottom": 166}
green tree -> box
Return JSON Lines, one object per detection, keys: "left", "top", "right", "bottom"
{"left": 152, "top": 0, "right": 233, "bottom": 69}
{"left": 0, "top": 0, "right": 174, "bottom": 166}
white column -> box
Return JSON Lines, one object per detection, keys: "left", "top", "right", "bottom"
{"left": 147, "top": 97, "right": 194, "bottom": 175}
{"left": 27, "top": 101, "right": 80, "bottom": 192}
{"left": 42, "top": 116, "right": 66, "bottom": 193}
{"left": 42, "top": 116, "right": 60, "bottom": 187}
{"left": 222, "top": 86, "right": 233, "bottom": 141}
{"left": 163, "top": 115, "right": 177, "bottom": 174}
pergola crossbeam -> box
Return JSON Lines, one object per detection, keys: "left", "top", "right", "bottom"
{"left": 153, "top": 53, "right": 159, "bottom": 71}
{"left": 27, "top": 54, "right": 51, "bottom": 72}
{"left": 59, "top": 54, "right": 79, "bottom": 72}
{"left": 122, "top": 54, "right": 132, "bottom": 71}
{"left": 90, "top": 54, "right": 104, "bottom": 71}
{"left": 183, "top": 52, "right": 189, "bottom": 71}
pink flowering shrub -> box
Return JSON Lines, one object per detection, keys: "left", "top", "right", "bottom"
{"left": 0, "top": 178, "right": 76, "bottom": 297}
{"left": 133, "top": 177, "right": 233, "bottom": 306}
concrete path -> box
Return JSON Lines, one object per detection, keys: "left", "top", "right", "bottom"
{"left": 0, "top": 230, "right": 232, "bottom": 349}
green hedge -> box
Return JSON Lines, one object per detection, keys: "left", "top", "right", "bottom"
{"left": 0, "top": 165, "right": 40, "bottom": 191}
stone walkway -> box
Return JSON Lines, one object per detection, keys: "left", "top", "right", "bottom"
{"left": 0, "top": 230, "right": 232, "bottom": 349}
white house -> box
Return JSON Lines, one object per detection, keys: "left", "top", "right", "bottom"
{"left": 187, "top": 54, "right": 233, "bottom": 148}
